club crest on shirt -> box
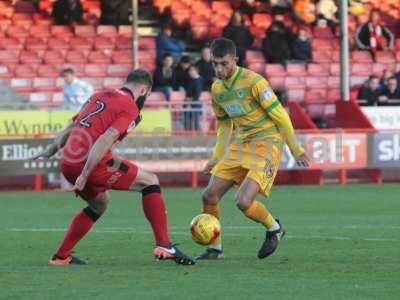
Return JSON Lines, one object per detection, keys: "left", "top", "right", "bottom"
{"left": 223, "top": 103, "right": 243, "bottom": 117}
{"left": 261, "top": 87, "right": 274, "bottom": 100}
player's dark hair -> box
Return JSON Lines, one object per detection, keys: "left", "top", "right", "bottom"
{"left": 61, "top": 68, "right": 74, "bottom": 76}
{"left": 163, "top": 52, "right": 173, "bottom": 60}
{"left": 210, "top": 38, "right": 237, "bottom": 58}
{"left": 126, "top": 69, "right": 153, "bottom": 88}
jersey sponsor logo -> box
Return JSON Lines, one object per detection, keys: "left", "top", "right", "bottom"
{"left": 260, "top": 87, "right": 274, "bottom": 100}
{"left": 223, "top": 103, "right": 243, "bottom": 117}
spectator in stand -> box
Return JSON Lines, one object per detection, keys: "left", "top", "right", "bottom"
{"left": 291, "top": 28, "right": 312, "bottom": 62}
{"left": 270, "top": 0, "right": 293, "bottom": 15}
{"left": 293, "top": 0, "right": 316, "bottom": 24}
{"left": 156, "top": 24, "right": 185, "bottom": 64}
{"left": 196, "top": 45, "right": 216, "bottom": 91}
{"left": 316, "top": 0, "right": 338, "bottom": 30}
{"left": 52, "top": 0, "right": 84, "bottom": 26}
{"left": 357, "top": 75, "right": 381, "bottom": 106}
{"left": 174, "top": 55, "right": 192, "bottom": 91}
{"left": 184, "top": 65, "right": 204, "bottom": 131}
{"left": 379, "top": 77, "right": 400, "bottom": 105}
{"left": 62, "top": 68, "right": 93, "bottom": 111}
{"left": 222, "top": 11, "right": 254, "bottom": 66}
{"left": 153, "top": 53, "right": 176, "bottom": 101}
{"left": 262, "top": 14, "right": 294, "bottom": 64}
{"left": 100, "top": 0, "right": 132, "bottom": 26}
{"left": 355, "top": 10, "right": 394, "bottom": 54}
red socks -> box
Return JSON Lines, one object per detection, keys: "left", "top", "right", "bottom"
{"left": 55, "top": 207, "right": 99, "bottom": 258}
{"left": 141, "top": 185, "right": 171, "bottom": 247}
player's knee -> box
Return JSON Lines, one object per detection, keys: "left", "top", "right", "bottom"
{"left": 235, "top": 193, "right": 252, "bottom": 211}
{"left": 89, "top": 193, "right": 111, "bottom": 215}
{"left": 202, "top": 188, "right": 218, "bottom": 205}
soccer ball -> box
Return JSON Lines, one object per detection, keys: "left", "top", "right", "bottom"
{"left": 190, "top": 214, "right": 221, "bottom": 245}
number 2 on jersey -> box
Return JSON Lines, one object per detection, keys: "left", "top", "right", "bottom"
{"left": 79, "top": 100, "right": 106, "bottom": 128}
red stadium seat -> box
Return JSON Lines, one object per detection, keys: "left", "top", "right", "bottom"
{"left": 139, "top": 37, "right": 156, "bottom": 50}
{"left": 66, "top": 49, "right": 88, "bottom": 63}
{"left": 107, "top": 64, "right": 131, "bottom": 77}
{"left": 372, "top": 63, "right": 393, "bottom": 76}
{"left": 43, "top": 50, "right": 66, "bottom": 64}
{"left": 287, "top": 89, "right": 305, "bottom": 102}
{"left": 306, "top": 104, "right": 325, "bottom": 119}
{"left": 53, "top": 92, "right": 64, "bottom": 103}
{"left": 332, "top": 50, "right": 340, "bottom": 63}
{"left": 249, "top": 26, "right": 266, "bottom": 39}
{"left": 29, "top": 25, "right": 51, "bottom": 38}
{"left": 252, "top": 13, "right": 272, "bottom": 30}
{"left": 0, "top": 49, "right": 19, "bottom": 63}
{"left": 285, "top": 77, "right": 306, "bottom": 89}
{"left": 15, "top": 65, "right": 37, "bottom": 78}
{"left": 287, "top": 64, "right": 307, "bottom": 76}
{"left": 37, "top": 64, "right": 60, "bottom": 77}
{"left": 0, "top": 65, "right": 13, "bottom": 78}
{"left": 51, "top": 25, "right": 73, "bottom": 37}
{"left": 305, "top": 89, "right": 327, "bottom": 103}
{"left": 311, "top": 39, "right": 333, "bottom": 50}
{"left": 70, "top": 37, "right": 93, "bottom": 50}
{"left": 350, "top": 76, "right": 368, "bottom": 87}
{"left": 6, "top": 25, "right": 29, "bottom": 38}
{"left": 307, "top": 63, "right": 330, "bottom": 76}
{"left": 112, "top": 50, "right": 132, "bottom": 64}
{"left": 25, "top": 37, "right": 48, "bottom": 50}
{"left": 245, "top": 50, "right": 265, "bottom": 64}
{"left": 74, "top": 25, "right": 96, "bottom": 37}
{"left": 170, "top": 90, "right": 186, "bottom": 103}
{"left": 0, "top": 37, "right": 24, "bottom": 50}
{"left": 327, "top": 76, "right": 340, "bottom": 88}
{"left": 268, "top": 77, "right": 285, "bottom": 89}
{"left": 375, "top": 51, "right": 396, "bottom": 63}
{"left": 29, "top": 92, "right": 52, "bottom": 103}
{"left": 351, "top": 63, "right": 373, "bottom": 76}
{"left": 147, "top": 91, "right": 168, "bottom": 108}
{"left": 103, "top": 77, "right": 124, "bottom": 89}
{"left": 33, "top": 77, "right": 57, "bottom": 92}
{"left": 94, "top": 36, "right": 115, "bottom": 50}
{"left": 313, "top": 51, "right": 332, "bottom": 63}
{"left": 11, "top": 78, "right": 33, "bottom": 92}
{"left": 97, "top": 25, "right": 118, "bottom": 37}
{"left": 19, "top": 50, "right": 42, "bottom": 64}
{"left": 84, "top": 64, "right": 108, "bottom": 77}
{"left": 82, "top": 77, "right": 103, "bottom": 90}
{"left": 265, "top": 64, "right": 286, "bottom": 77}
{"left": 327, "top": 89, "right": 341, "bottom": 102}
{"left": 88, "top": 51, "right": 112, "bottom": 64}
{"left": 351, "top": 51, "right": 373, "bottom": 63}
{"left": 115, "top": 36, "right": 132, "bottom": 50}
{"left": 118, "top": 25, "right": 131, "bottom": 37}
{"left": 313, "top": 27, "right": 334, "bottom": 39}
{"left": 248, "top": 62, "right": 265, "bottom": 75}
{"left": 330, "top": 63, "right": 340, "bottom": 76}
{"left": 306, "top": 76, "right": 328, "bottom": 88}
{"left": 48, "top": 37, "right": 70, "bottom": 50}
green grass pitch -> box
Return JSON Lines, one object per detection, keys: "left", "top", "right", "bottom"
{"left": 1, "top": 184, "right": 399, "bottom": 300}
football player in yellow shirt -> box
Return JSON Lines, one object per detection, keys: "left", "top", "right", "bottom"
{"left": 197, "top": 38, "right": 309, "bottom": 260}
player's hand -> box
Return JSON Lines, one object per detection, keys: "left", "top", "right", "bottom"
{"left": 295, "top": 153, "right": 310, "bottom": 168}
{"left": 70, "top": 174, "right": 88, "bottom": 192}
{"left": 203, "top": 157, "right": 219, "bottom": 174}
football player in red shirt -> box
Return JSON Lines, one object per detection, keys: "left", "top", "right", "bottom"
{"left": 32, "top": 69, "right": 195, "bottom": 266}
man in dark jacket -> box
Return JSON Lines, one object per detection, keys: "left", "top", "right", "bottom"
{"left": 156, "top": 25, "right": 185, "bottom": 64}
{"left": 196, "top": 45, "right": 216, "bottom": 91}
{"left": 357, "top": 75, "right": 381, "bottom": 106}
{"left": 174, "top": 55, "right": 191, "bottom": 91}
{"left": 52, "top": 0, "right": 83, "bottom": 25}
{"left": 153, "top": 53, "right": 176, "bottom": 101}
{"left": 184, "top": 65, "right": 204, "bottom": 131}
{"left": 291, "top": 28, "right": 312, "bottom": 62}
{"left": 379, "top": 77, "right": 400, "bottom": 106}
{"left": 355, "top": 10, "right": 394, "bottom": 52}
{"left": 100, "top": 0, "right": 132, "bottom": 26}
{"left": 262, "top": 14, "right": 294, "bottom": 64}
{"left": 223, "top": 11, "right": 254, "bottom": 66}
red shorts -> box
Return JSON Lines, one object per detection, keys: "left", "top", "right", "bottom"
{"left": 61, "top": 158, "right": 139, "bottom": 201}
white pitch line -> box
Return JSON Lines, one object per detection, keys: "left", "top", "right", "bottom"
{"left": 3, "top": 228, "right": 399, "bottom": 242}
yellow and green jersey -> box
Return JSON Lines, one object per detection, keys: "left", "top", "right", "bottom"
{"left": 211, "top": 66, "right": 304, "bottom": 159}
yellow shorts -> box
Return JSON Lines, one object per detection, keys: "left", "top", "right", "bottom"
{"left": 211, "top": 141, "right": 282, "bottom": 197}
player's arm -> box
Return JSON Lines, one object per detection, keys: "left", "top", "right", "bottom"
{"left": 252, "top": 79, "right": 309, "bottom": 167}
{"left": 204, "top": 94, "right": 233, "bottom": 174}
{"left": 30, "top": 121, "right": 76, "bottom": 160}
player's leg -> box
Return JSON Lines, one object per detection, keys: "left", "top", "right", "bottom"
{"left": 127, "top": 166, "right": 195, "bottom": 265}
{"left": 196, "top": 175, "right": 234, "bottom": 260}
{"left": 236, "top": 178, "right": 285, "bottom": 259}
{"left": 49, "top": 191, "right": 111, "bottom": 265}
